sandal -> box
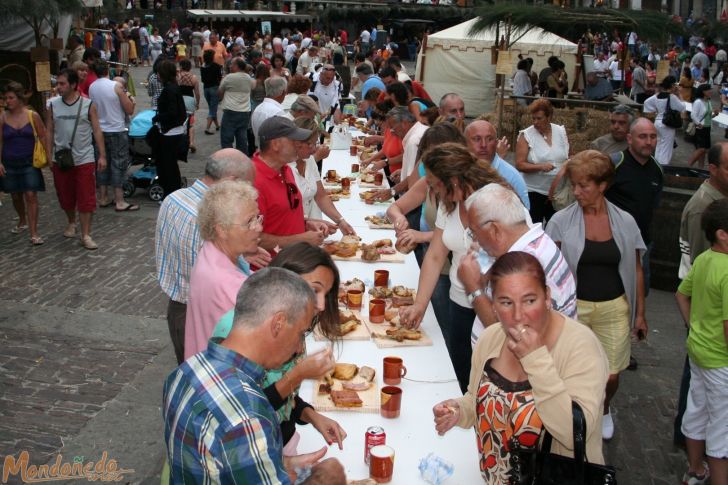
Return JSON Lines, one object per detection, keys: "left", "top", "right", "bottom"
{"left": 189, "top": 145, "right": 197, "bottom": 153}
{"left": 99, "top": 199, "right": 114, "bottom": 208}
{"left": 115, "top": 204, "right": 140, "bottom": 212}
{"left": 204, "top": 130, "right": 214, "bottom": 135}
{"left": 10, "top": 224, "right": 28, "bottom": 234}
{"left": 30, "top": 236, "right": 44, "bottom": 246}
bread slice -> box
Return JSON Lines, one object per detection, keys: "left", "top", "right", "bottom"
{"left": 330, "top": 389, "right": 363, "bottom": 407}
{"left": 333, "top": 363, "right": 358, "bottom": 380}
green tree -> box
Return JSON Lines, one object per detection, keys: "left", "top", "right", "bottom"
{"left": 4, "top": 0, "right": 84, "bottom": 47}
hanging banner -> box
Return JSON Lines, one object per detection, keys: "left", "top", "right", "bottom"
{"left": 495, "top": 51, "right": 512, "bottom": 76}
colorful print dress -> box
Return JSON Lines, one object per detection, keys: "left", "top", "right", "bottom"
{"left": 476, "top": 359, "right": 544, "bottom": 484}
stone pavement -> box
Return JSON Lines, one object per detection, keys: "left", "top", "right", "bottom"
{"left": 0, "top": 63, "right": 705, "bottom": 484}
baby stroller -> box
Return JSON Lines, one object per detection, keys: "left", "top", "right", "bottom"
{"left": 124, "top": 109, "right": 187, "bottom": 201}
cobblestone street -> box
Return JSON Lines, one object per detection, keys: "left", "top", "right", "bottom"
{"left": 0, "top": 64, "right": 704, "bottom": 484}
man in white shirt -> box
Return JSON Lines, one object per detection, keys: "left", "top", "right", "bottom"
{"left": 608, "top": 58, "right": 623, "bottom": 91}
{"left": 301, "top": 36, "right": 312, "bottom": 50}
{"left": 360, "top": 29, "right": 371, "bottom": 53}
{"left": 296, "top": 46, "right": 318, "bottom": 75}
{"left": 251, "top": 77, "right": 292, "bottom": 147}
{"left": 593, "top": 52, "right": 610, "bottom": 78}
{"left": 285, "top": 37, "right": 299, "bottom": 62}
{"left": 309, "top": 64, "right": 342, "bottom": 122}
{"left": 202, "top": 27, "right": 211, "bottom": 43}
{"left": 89, "top": 60, "right": 137, "bottom": 212}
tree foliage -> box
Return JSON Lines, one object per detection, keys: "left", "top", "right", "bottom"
{"left": 469, "top": 4, "right": 685, "bottom": 45}
{"left": 4, "top": 0, "right": 84, "bottom": 46}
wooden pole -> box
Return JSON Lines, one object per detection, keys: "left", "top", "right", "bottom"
{"left": 497, "top": 18, "right": 511, "bottom": 137}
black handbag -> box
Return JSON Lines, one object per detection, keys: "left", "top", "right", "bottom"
{"left": 55, "top": 96, "right": 83, "bottom": 171}
{"left": 662, "top": 96, "right": 683, "bottom": 129}
{"left": 508, "top": 402, "right": 617, "bottom": 485}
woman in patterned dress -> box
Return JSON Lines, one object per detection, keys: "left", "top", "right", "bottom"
{"left": 433, "top": 252, "right": 609, "bottom": 484}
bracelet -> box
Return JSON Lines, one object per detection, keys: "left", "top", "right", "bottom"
{"left": 336, "top": 216, "right": 345, "bottom": 223}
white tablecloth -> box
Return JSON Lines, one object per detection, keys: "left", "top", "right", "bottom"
{"left": 296, "top": 147, "right": 482, "bottom": 484}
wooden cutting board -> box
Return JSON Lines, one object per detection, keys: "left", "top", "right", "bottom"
{"left": 366, "top": 221, "right": 395, "bottom": 230}
{"left": 312, "top": 375, "right": 380, "bottom": 413}
{"left": 363, "top": 320, "right": 434, "bottom": 348}
{"left": 332, "top": 249, "right": 406, "bottom": 264}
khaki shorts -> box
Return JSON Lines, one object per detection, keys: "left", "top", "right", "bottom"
{"left": 577, "top": 295, "right": 631, "bottom": 374}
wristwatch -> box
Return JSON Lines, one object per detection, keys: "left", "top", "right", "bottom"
{"left": 466, "top": 288, "right": 485, "bottom": 305}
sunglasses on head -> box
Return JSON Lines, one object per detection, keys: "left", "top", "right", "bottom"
{"left": 285, "top": 180, "right": 301, "bottom": 210}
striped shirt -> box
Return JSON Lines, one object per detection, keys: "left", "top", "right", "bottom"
{"left": 163, "top": 338, "right": 291, "bottom": 485}
{"left": 471, "top": 224, "right": 577, "bottom": 346}
{"left": 163, "top": 338, "right": 290, "bottom": 484}
{"left": 155, "top": 179, "right": 209, "bottom": 304}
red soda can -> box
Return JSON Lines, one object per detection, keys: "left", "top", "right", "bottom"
{"left": 364, "top": 426, "right": 386, "bottom": 465}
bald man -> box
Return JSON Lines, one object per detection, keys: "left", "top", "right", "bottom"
{"left": 464, "top": 120, "right": 530, "bottom": 209}
{"left": 156, "top": 148, "right": 269, "bottom": 364}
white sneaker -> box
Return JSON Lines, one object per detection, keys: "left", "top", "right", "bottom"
{"left": 682, "top": 462, "right": 710, "bottom": 485}
{"left": 602, "top": 411, "right": 614, "bottom": 440}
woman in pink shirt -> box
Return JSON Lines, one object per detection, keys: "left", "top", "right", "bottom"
{"left": 184, "top": 180, "right": 262, "bottom": 359}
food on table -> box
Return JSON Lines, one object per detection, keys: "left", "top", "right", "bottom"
{"left": 339, "top": 278, "right": 365, "bottom": 303}
{"left": 374, "top": 327, "right": 423, "bottom": 342}
{"left": 365, "top": 214, "right": 393, "bottom": 227}
{"left": 372, "top": 239, "right": 392, "bottom": 248}
{"left": 318, "top": 383, "right": 332, "bottom": 395}
{"left": 327, "top": 186, "right": 350, "bottom": 197}
{"left": 369, "top": 287, "right": 393, "bottom": 299}
{"left": 360, "top": 244, "right": 381, "bottom": 262}
{"left": 338, "top": 309, "right": 361, "bottom": 336}
{"left": 392, "top": 285, "right": 415, "bottom": 307}
{"left": 333, "top": 363, "right": 358, "bottom": 380}
{"left": 325, "top": 235, "right": 362, "bottom": 258}
{"left": 330, "top": 389, "right": 364, "bottom": 408}
{"left": 341, "top": 235, "right": 362, "bottom": 245}
{"left": 349, "top": 479, "right": 377, "bottom": 485}
{"left": 395, "top": 236, "right": 418, "bottom": 254}
{"left": 358, "top": 365, "right": 376, "bottom": 382}
{"left": 360, "top": 172, "right": 376, "bottom": 183}
{"left": 342, "top": 381, "right": 373, "bottom": 391}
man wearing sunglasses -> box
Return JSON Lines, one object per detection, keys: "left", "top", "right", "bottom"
{"left": 253, "top": 116, "right": 337, "bottom": 256}
{"left": 309, "top": 64, "right": 343, "bottom": 124}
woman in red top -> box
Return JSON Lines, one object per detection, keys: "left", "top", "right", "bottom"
{"left": 361, "top": 100, "right": 403, "bottom": 174}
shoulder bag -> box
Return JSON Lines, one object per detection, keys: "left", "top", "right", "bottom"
{"left": 661, "top": 95, "right": 683, "bottom": 129}
{"left": 507, "top": 402, "right": 617, "bottom": 485}
{"left": 28, "top": 111, "right": 48, "bottom": 169}
{"left": 55, "top": 98, "right": 83, "bottom": 171}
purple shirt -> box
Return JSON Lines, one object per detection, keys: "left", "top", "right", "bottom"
{"left": 2, "top": 122, "right": 35, "bottom": 160}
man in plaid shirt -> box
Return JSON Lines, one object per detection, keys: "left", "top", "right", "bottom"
{"left": 162, "top": 268, "right": 345, "bottom": 484}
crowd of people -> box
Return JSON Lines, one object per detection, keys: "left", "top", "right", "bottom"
{"left": 1, "top": 20, "right": 727, "bottom": 485}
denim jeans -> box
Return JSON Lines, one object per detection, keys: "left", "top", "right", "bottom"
{"left": 203, "top": 86, "right": 219, "bottom": 119}
{"left": 220, "top": 109, "right": 250, "bottom": 154}
{"left": 448, "top": 300, "right": 477, "bottom": 393}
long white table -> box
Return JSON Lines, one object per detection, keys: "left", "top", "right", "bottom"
{"left": 296, "top": 145, "right": 481, "bottom": 483}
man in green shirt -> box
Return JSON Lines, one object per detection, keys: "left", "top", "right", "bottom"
{"left": 675, "top": 198, "right": 728, "bottom": 485}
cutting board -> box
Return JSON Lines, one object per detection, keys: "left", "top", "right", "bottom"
{"left": 332, "top": 249, "right": 406, "bottom": 264}
{"left": 366, "top": 221, "right": 394, "bottom": 230}
{"left": 367, "top": 325, "right": 434, "bottom": 348}
{"left": 312, "top": 375, "right": 380, "bottom": 413}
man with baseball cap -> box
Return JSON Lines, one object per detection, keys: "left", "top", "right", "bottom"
{"left": 253, "top": 116, "right": 336, "bottom": 255}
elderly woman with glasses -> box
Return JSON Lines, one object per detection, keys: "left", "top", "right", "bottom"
{"left": 545, "top": 149, "right": 647, "bottom": 441}
{"left": 184, "top": 180, "right": 263, "bottom": 360}
{"left": 289, "top": 117, "right": 356, "bottom": 235}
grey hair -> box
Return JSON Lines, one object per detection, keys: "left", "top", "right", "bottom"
{"left": 232, "top": 267, "right": 315, "bottom": 329}
{"left": 610, "top": 104, "right": 635, "bottom": 125}
{"left": 265, "top": 77, "right": 287, "bottom": 98}
{"left": 465, "top": 183, "right": 527, "bottom": 227}
{"left": 439, "top": 93, "right": 461, "bottom": 110}
{"left": 386, "top": 105, "right": 416, "bottom": 124}
{"left": 291, "top": 98, "right": 315, "bottom": 113}
{"left": 205, "top": 151, "right": 254, "bottom": 182}
{"left": 197, "top": 180, "right": 258, "bottom": 241}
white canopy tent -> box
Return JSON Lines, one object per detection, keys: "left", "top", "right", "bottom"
{"left": 415, "top": 19, "right": 578, "bottom": 116}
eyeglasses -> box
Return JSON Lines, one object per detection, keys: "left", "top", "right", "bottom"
{"left": 303, "top": 314, "right": 320, "bottom": 340}
{"left": 286, "top": 181, "right": 301, "bottom": 210}
{"left": 228, "top": 214, "right": 264, "bottom": 230}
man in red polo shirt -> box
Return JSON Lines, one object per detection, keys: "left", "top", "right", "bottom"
{"left": 253, "top": 116, "right": 336, "bottom": 252}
